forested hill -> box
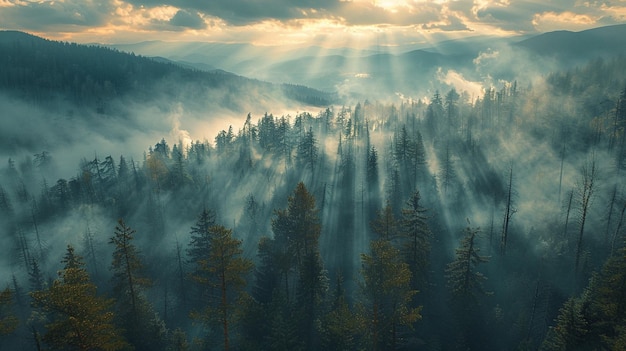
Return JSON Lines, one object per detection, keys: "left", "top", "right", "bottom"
{"left": 514, "top": 24, "right": 626, "bottom": 64}
{"left": 1, "top": 49, "right": 625, "bottom": 350}
{"left": 0, "top": 31, "right": 336, "bottom": 110}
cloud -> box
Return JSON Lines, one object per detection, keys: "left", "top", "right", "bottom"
{"left": 169, "top": 9, "right": 206, "bottom": 29}
{"left": 421, "top": 12, "right": 470, "bottom": 32}
{"left": 124, "top": 0, "right": 339, "bottom": 25}
{"left": 1, "top": 0, "right": 626, "bottom": 47}
{"left": 436, "top": 68, "right": 484, "bottom": 100}
{"left": 532, "top": 11, "right": 598, "bottom": 32}
{"left": 473, "top": 49, "right": 500, "bottom": 66}
{"left": 0, "top": 0, "right": 113, "bottom": 31}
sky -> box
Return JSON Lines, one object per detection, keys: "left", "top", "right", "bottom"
{"left": 1, "top": 0, "right": 626, "bottom": 48}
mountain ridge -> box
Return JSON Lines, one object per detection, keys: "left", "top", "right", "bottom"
{"left": 0, "top": 30, "right": 336, "bottom": 111}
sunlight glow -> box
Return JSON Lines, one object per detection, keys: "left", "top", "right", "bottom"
{"left": 532, "top": 11, "right": 597, "bottom": 31}
{"left": 375, "top": 0, "right": 410, "bottom": 12}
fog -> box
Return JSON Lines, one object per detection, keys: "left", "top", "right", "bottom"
{"left": 1, "top": 28, "right": 626, "bottom": 350}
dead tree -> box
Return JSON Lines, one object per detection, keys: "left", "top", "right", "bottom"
{"left": 575, "top": 158, "right": 597, "bottom": 271}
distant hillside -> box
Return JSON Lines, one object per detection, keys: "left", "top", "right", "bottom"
{"left": 514, "top": 24, "right": 626, "bottom": 63}
{"left": 0, "top": 31, "right": 336, "bottom": 111}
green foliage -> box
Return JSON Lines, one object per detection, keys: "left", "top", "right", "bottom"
{"left": 188, "top": 208, "right": 217, "bottom": 302}
{"left": 272, "top": 182, "right": 321, "bottom": 269}
{"left": 541, "top": 297, "right": 589, "bottom": 351}
{"left": 371, "top": 201, "right": 398, "bottom": 241}
{"left": 399, "top": 191, "right": 431, "bottom": 288}
{"left": 110, "top": 219, "right": 151, "bottom": 314}
{"left": 31, "top": 245, "right": 128, "bottom": 351}
{"left": 446, "top": 226, "right": 490, "bottom": 303}
{"left": 0, "top": 287, "right": 19, "bottom": 337}
{"left": 109, "top": 219, "right": 165, "bottom": 351}
{"left": 542, "top": 240, "right": 626, "bottom": 349}
{"left": 320, "top": 276, "right": 360, "bottom": 351}
{"left": 359, "top": 239, "right": 421, "bottom": 351}
{"left": 168, "top": 328, "right": 189, "bottom": 351}
{"left": 190, "top": 224, "right": 254, "bottom": 351}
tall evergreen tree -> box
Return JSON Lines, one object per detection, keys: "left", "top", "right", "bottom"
{"left": 110, "top": 219, "right": 164, "bottom": 351}
{"left": 359, "top": 239, "right": 421, "bottom": 350}
{"left": 0, "top": 287, "right": 18, "bottom": 337}
{"left": 187, "top": 208, "right": 217, "bottom": 303}
{"left": 31, "top": 245, "right": 128, "bottom": 351}
{"left": 190, "top": 225, "right": 253, "bottom": 351}
{"left": 400, "top": 191, "right": 431, "bottom": 288}
{"left": 446, "top": 225, "right": 490, "bottom": 303}
{"left": 371, "top": 201, "right": 398, "bottom": 241}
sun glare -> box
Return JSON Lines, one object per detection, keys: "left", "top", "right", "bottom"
{"left": 375, "top": 0, "right": 409, "bottom": 12}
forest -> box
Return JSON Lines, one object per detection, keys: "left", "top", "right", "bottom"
{"left": 1, "top": 33, "right": 626, "bottom": 350}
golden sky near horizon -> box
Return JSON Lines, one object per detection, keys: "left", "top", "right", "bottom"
{"left": 1, "top": 0, "right": 626, "bottom": 46}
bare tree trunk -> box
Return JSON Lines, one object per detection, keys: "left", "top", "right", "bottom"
{"left": 563, "top": 189, "right": 574, "bottom": 239}
{"left": 500, "top": 166, "right": 515, "bottom": 255}
{"left": 611, "top": 200, "right": 626, "bottom": 256}
{"left": 575, "top": 159, "right": 596, "bottom": 271}
{"left": 605, "top": 186, "right": 618, "bottom": 248}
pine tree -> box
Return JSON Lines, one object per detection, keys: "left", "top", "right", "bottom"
{"left": 31, "top": 245, "right": 128, "bottom": 351}
{"left": 253, "top": 236, "right": 281, "bottom": 304}
{"left": 296, "top": 128, "right": 318, "bottom": 172}
{"left": 273, "top": 182, "right": 321, "bottom": 267}
{"left": 320, "top": 276, "right": 360, "bottom": 351}
{"left": 399, "top": 191, "right": 431, "bottom": 288}
{"left": 367, "top": 146, "right": 379, "bottom": 188}
{"left": 371, "top": 201, "right": 398, "bottom": 241}
{"left": 446, "top": 225, "right": 490, "bottom": 303}
{"left": 110, "top": 219, "right": 164, "bottom": 350}
{"left": 0, "top": 287, "right": 19, "bottom": 337}
{"left": 29, "top": 259, "right": 45, "bottom": 292}
{"left": 190, "top": 225, "right": 253, "bottom": 351}
{"left": 272, "top": 182, "right": 325, "bottom": 349}
{"left": 439, "top": 142, "right": 456, "bottom": 195}
{"left": 359, "top": 239, "right": 421, "bottom": 350}
{"left": 187, "top": 208, "right": 217, "bottom": 303}
{"left": 110, "top": 219, "right": 150, "bottom": 320}
{"left": 540, "top": 297, "right": 589, "bottom": 350}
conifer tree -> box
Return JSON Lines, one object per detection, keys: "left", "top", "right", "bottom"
{"left": 190, "top": 225, "right": 253, "bottom": 351}
{"left": 439, "top": 142, "right": 456, "bottom": 195}
{"left": 320, "top": 276, "right": 360, "bottom": 351}
{"left": 359, "top": 239, "right": 421, "bottom": 350}
{"left": 110, "top": 219, "right": 164, "bottom": 350}
{"left": 296, "top": 128, "right": 318, "bottom": 172}
{"left": 446, "top": 225, "right": 490, "bottom": 302}
{"left": 371, "top": 201, "right": 398, "bottom": 241}
{"left": 31, "top": 245, "right": 128, "bottom": 351}
{"left": 110, "top": 219, "right": 150, "bottom": 320}
{"left": 273, "top": 182, "right": 321, "bottom": 267}
{"left": 272, "top": 182, "right": 325, "bottom": 349}
{"left": 0, "top": 287, "right": 19, "bottom": 337}
{"left": 399, "top": 191, "right": 431, "bottom": 288}
{"left": 29, "top": 259, "right": 45, "bottom": 292}
{"left": 540, "top": 297, "right": 589, "bottom": 350}
{"left": 187, "top": 208, "right": 217, "bottom": 303}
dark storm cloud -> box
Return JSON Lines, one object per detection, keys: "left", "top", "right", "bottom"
{"left": 0, "top": 0, "right": 112, "bottom": 31}
{"left": 169, "top": 9, "right": 206, "bottom": 29}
